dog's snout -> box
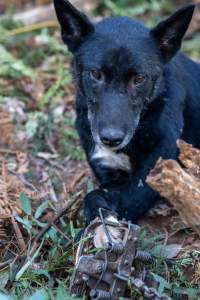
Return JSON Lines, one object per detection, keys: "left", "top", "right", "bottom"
{"left": 100, "top": 128, "right": 125, "bottom": 147}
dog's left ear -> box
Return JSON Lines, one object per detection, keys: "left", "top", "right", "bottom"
{"left": 151, "top": 5, "right": 195, "bottom": 62}
{"left": 54, "top": 0, "right": 94, "bottom": 52}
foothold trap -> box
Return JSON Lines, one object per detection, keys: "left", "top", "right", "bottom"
{"left": 70, "top": 210, "right": 140, "bottom": 300}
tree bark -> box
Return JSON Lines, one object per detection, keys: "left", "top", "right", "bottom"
{"left": 146, "top": 140, "right": 200, "bottom": 236}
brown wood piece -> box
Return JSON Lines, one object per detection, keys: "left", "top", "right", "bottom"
{"left": 146, "top": 140, "right": 200, "bottom": 237}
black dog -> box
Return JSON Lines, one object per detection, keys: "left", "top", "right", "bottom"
{"left": 54, "top": 1, "right": 200, "bottom": 223}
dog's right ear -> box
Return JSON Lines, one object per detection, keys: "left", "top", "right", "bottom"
{"left": 54, "top": 0, "right": 94, "bottom": 52}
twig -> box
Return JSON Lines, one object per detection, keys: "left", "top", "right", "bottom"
{"left": 68, "top": 170, "right": 86, "bottom": 193}
{"left": 11, "top": 216, "right": 26, "bottom": 252}
{"left": 29, "top": 197, "right": 80, "bottom": 256}
{"left": 0, "top": 259, "right": 13, "bottom": 269}
{"left": 18, "top": 173, "right": 39, "bottom": 192}
{"left": 44, "top": 133, "right": 59, "bottom": 156}
{"left": 5, "top": 21, "right": 58, "bottom": 37}
{"left": 47, "top": 177, "right": 58, "bottom": 203}
{"left": 13, "top": 197, "right": 78, "bottom": 281}
{"left": 52, "top": 223, "right": 72, "bottom": 243}
{"left": 37, "top": 153, "right": 65, "bottom": 171}
{"left": 15, "top": 239, "right": 44, "bottom": 281}
{"left": 0, "top": 148, "right": 16, "bottom": 154}
{"left": 163, "top": 228, "right": 169, "bottom": 247}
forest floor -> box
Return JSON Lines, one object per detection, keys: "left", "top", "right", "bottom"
{"left": 0, "top": 1, "right": 200, "bottom": 299}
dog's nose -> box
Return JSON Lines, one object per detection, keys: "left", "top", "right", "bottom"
{"left": 100, "top": 129, "right": 124, "bottom": 147}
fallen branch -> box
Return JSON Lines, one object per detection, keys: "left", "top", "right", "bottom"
{"left": 5, "top": 21, "right": 58, "bottom": 36}
{"left": 146, "top": 140, "right": 200, "bottom": 237}
{"left": 14, "top": 4, "right": 56, "bottom": 25}
{"left": 4, "top": 1, "right": 100, "bottom": 26}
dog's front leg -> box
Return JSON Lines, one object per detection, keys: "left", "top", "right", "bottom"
{"left": 84, "top": 188, "right": 120, "bottom": 223}
{"left": 117, "top": 133, "right": 182, "bottom": 222}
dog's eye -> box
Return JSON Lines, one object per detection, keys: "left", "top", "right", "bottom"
{"left": 90, "top": 70, "right": 104, "bottom": 82}
{"left": 135, "top": 74, "right": 145, "bottom": 84}
{"left": 130, "top": 74, "right": 145, "bottom": 87}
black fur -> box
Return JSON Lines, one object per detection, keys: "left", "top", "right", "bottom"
{"left": 54, "top": 1, "right": 200, "bottom": 223}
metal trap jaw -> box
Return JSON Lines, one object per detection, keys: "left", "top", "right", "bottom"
{"left": 70, "top": 213, "right": 140, "bottom": 300}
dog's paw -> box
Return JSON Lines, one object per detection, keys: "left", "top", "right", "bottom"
{"left": 93, "top": 215, "right": 123, "bottom": 248}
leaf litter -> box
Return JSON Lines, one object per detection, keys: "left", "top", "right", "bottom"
{"left": 0, "top": 3, "right": 200, "bottom": 299}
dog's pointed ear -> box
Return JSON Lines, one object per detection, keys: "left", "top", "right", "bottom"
{"left": 54, "top": 0, "right": 94, "bottom": 52}
{"left": 150, "top": 5, "right": 195, "bottom": 62}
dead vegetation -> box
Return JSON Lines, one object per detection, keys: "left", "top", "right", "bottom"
{"left": 0, "top": 1, "right": 200, "bottom": 299}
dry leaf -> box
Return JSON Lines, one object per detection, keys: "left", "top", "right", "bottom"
{"left": 163, "top": 244, "right": 182, "bottom": 259}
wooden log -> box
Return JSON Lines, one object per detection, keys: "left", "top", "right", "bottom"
{"left": 177, "top": 140, "right": 200, "bottom": 177}
{"left": 146, "top": 140, "right": 200, "bottom": 236}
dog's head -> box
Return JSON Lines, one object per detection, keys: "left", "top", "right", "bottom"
{"left": 54, "top": 1, "right": 194, "bottom": 150}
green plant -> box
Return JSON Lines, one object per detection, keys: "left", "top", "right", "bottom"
{"left": 0, "top": 45, "right": 34, "bottom": 79}
{"left": 1, "top": 192, "right": 83, "bottom": 300}
{"left": 58, "top": 117, "right": 85, "bottom": 161}
{"left": 183, "top": 34, "right": 200, "bottom": 61}
{"left": 96, "top": 0, "right": 174, "bottom": 17}
{"left": 40, "top": 67, "right": 72, "bottom": 108}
